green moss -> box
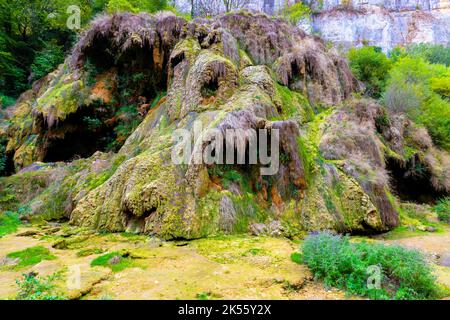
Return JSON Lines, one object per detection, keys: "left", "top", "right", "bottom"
{"left": 36, "top": 78, "right": 88, "bottom": 121}
{"left": 90, "top": 251, "right": 140, "bottom": 272}
{"left": 273, "top": 83, "right": 313, "bottom": 122}
{"left": 0, "top": 211, "right": 21, "bottom": 237}
{"left": 76, "top": 248, "right": 105, "bottom": 257}
{"left": 7, "top": 246, "right": 56, "bottom": 269}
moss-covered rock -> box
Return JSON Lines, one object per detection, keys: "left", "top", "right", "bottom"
{"left": 1, "top": 12, "right": 448, "bottom": 239}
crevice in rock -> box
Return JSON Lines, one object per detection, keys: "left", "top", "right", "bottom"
{"left": 40, "top": 33, "right": 170, "bottom": 163}
{"left": 125, "top": 208, "right": 156, "bottom": 234}
{"left": 386, "top": 156, "right": 447, "bottom": 204}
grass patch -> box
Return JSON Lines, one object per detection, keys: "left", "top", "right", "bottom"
{"left": 434, "top": 198, "right": 449, "bottom": 224}
{"left": 301, "top": 231, "right": 440, "bottom": 300}
{"left": 90, "top": 251, "right": 139, "bottom": 272}
{"left": 0, "top": 211, "right": 21, "bottom": 238}
{"left": 7, "top": 246, "right": 56, "bottom": 269}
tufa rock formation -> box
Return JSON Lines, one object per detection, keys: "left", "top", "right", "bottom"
{"left": 0, "top": 11, "right": 448, "bottom": 239}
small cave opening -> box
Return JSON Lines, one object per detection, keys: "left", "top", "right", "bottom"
{"left": 386, "top": 156, "right": 447, "bottom": 204}
{"left": 125, "top": 208, "right": 157, "bottom": 234}
{"left": 0, "top": 149, "right": 16, "bottom": 177}
{"left": 201, "top": 77, "right": 219, "bottom": 103}
{"left": 41, "top": 105, "right": 116, "bottom": 163}
{"left": 42, "top": 35, "right": 170, "bottom": 163}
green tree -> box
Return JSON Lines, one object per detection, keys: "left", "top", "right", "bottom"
{"left": 106, "top": 0, "right": 167, "bottom": 13}
{"left": 281, "top": 1, "right": 311, "bottom": 25}
{"left": 348, "top": 46, "right": 392, "bottom": 98}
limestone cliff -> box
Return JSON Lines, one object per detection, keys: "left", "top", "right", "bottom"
{"left": 174, "top": 0, "right": 450, "bottom": 52}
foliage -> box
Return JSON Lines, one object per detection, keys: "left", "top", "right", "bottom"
{"left": 30, "top": 40, "right": 64, "bottom": 81}
{"left": 390, "top": 44, "right": 450, "bottom": 66}
{"left": 281, "top": 2, "right": 311, "bottom": 25}
{"left": 0, "top": 0, "right": 169, "bottom": 98}
{"left": 383, "top": 56, "right": 450, "bottom": 151}
{"left": 16, "top": 272, "right": 65, "bottom": 300}
{"left": 348, "top": 46, "right": 391, "bottom": 98}
{"left": 302, "top": 231, "right": 439, "bottom": 300}
{"left": 7, "top": 246, "right": 56, "bottom": 269}
{"left": 0, "top": 94, "right": 15, "bottom": 108}
{"left": 0, "top": 211, "right": 21, "bottom": 237}
{"left": 434, "top": 198, "right": 449, "bottom": 224}
{"left": 106, "top": 0, "right": 167, "bottom": 13}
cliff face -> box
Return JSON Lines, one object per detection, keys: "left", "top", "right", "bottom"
{"left": 174, "top": 0, "right": 450, "bottom": 52}
{"left": 0, "top": 12, "right": 448, "bottom": 239}
{"left": 309, "top": 0, "right": 450, "bottom": 52}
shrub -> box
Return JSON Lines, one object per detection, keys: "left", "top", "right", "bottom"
{"left": 348, "top": 46, "right": 391, "bottom": 98}
{"left": 301, "top": 231, "right": 439, "bottom": 300}
{"left": 434, "top": 198, "right": 449, "bottom": 224}
{"left": 16, "top": 272, "right": 65, "bottom": 300}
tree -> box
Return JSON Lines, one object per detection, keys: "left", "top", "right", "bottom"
{"left": 348, "top": 46, "right": 392, "bottom": 98}
{"left": 222, "top": 0, "right": 250, "bottom": 12}
{"left": 281, "top": 1, "right": 311, "bottom": 25}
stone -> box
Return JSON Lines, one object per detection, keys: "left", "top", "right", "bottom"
{"left": 108, "top": 256, "right": 121, "bottom": 265}
{"left": 0, "top": 257, "right": 20, "bottom": 267}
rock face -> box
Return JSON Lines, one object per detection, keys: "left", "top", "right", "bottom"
{"left": 310, "top": 0, "right": 450, "bottom": 52}
{"left": 175, "top": 0, "right": 450, "bottom": 52}
{"left": 0, "top": 12, "right": 448, "bottom": 239}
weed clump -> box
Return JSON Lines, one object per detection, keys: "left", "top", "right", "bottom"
{"left": 16, "top": 272, "right": 65, "bottom": 300}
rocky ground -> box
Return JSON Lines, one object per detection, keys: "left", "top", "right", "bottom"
{"left": 0, "top": 223, "right": 448, "bottom": 300}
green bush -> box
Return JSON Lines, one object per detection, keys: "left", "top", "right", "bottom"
{"left": 348, "top": 46, "right": 392, "bottom": 98}
{"left": 301, "top": 231, "right": 439, "bottom": 300}
{"left": 16, "top": 272, "right": 65, "bottom": 300}
{"left": 434, "top": 198, "right": 450, "bottom": 223}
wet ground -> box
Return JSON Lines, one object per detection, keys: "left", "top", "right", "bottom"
{"left": 0, "top": 224, "right": 448, "bottom": 300}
